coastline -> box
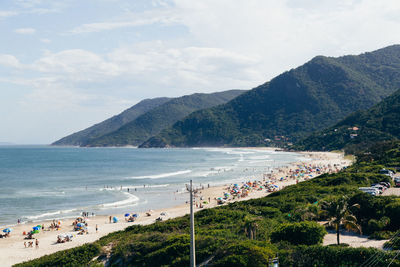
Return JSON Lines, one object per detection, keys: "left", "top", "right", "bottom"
{"left": 0, "top": 150, "right": 351, "bottom": 266}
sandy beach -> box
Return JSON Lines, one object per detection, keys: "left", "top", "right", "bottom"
{"left": 0, "top": 150, "right": 352, "bottom": 266}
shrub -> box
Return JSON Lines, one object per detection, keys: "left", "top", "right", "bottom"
{"left": 14, "top": 243, "right": 101, "bottom": 267}
{"left": 279, "top": 245, "right": 400, "bottom": 267}
{"left": 270, "top": 221, "right": 327, "bottom": 245}
{"left": 385, "top": 201, "right": 400, "bottom": 229}
{"left": 211, "top": 241, "right": 275, "bottom": 267}
{"left": 369, "top": 230, "right": 396, "bottom": 240}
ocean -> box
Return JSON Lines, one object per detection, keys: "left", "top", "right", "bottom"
{"left": 0, "top": 146, "right": 307, "bottom": 226}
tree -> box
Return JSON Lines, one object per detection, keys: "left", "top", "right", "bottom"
{"left": 321, "top": 196, "right": 362, "bottom": 245}
{"left": 243, "top": 217, "right": 261, "bottom": 240}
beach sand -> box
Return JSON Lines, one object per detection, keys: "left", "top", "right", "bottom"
{"left": 0, "top": 150, "right": 352, "bottom": 267}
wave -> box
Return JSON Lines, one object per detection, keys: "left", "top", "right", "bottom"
{"left": 25, "top": 208, "right": 78, "bottom": 220}
{"left": 120, "top": 184, "right": 170, "bottom": 190}
{"left": 248, "top": 155, "right": 271, "bottom": 160}
{"left": 127, "top": 170, "right": 192, "bottom": 179}
{"left": 100, "top": 192, "right": 140, "bottom": 208}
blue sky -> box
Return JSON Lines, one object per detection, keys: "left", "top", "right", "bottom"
{"left": 1, "top": 0, "right": 400, "bottom": 144}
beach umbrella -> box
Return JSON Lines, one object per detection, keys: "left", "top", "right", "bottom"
{"left": 2, "top": 228, "right": 12, "bottom": 233}
{"left": 124, "top": 213, "right": 130, "bottom": 217}
{"left": 113, "top": 216, "right": 118, "bottom": 223}
{"left": 36, "top": 225, "right": 42, "bottom": 229}
{"left": 32, "top": 226, "right": 40, "bottom": 231}
{"left": 132, "top": 214, "right": 138, "bottom": 217}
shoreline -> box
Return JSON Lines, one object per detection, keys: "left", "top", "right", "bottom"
{"left": 0, "top": 150, "right": 352, "bottom": 266}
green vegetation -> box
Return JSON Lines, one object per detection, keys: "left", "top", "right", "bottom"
{"left": 17, "top": 142, "right": 400, "bottom": 266}
{"left": 270, "top": 221, "right": 326, "bottom": 245}
{"left": 14, "top": 243, "right": 101, "bottom": 267}
{"left": 296, "top": 88, "right": 400, "bottom": 152}
{"left": 83, "top": 90, "right": 245, "bottom": 147}
{"left": 52, "top": 97, "right": 171, "bottom": 146}
{"left": 141, "top": 45, "right": 400, "bottom": 148}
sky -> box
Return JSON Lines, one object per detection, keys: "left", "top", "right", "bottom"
{"left": 1, "top": 0, "right": 400, "bottom": 144}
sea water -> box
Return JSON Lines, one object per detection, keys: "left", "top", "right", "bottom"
{"left": 0, "top": 146, "right": 307, "bottom": 226}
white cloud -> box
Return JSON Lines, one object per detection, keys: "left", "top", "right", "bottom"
{"left": 40, "top": 38, "right": 51, "bottom": 43}
{"left": 15, "top": 28, "right": 36, "bottom": 34}
{"left": 0, "top": 10, "right": 18, "bottom": 18}
{"left": 0, "top": 54, "right": 22, "bottom": 68}
{"left": 33, "top": 49, "right": 120, "bottom": 81}
{"left": 70, "top": 9, "right": 178, "bottom": 34}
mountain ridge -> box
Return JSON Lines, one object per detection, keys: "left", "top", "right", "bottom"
{"left": 140, "top": 45, "right": 400, "bottom": 148}
{"left": 83, "top": 90, "right": 245, "bottom": 147}
{"left": 52, "top": 97, "right": 171, "bottom": 146}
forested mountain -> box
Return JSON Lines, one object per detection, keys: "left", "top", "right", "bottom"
{"left": 296, "top": 89, "right": 400, "bottom": 151}
{"left": 140, "top": 45, "right": 400, "bottom": 148}
{"left": 83, "top": 90, "right": 245, "bottom": 147}
{"left": 52, "top": 97, "right": 171, "bottom": 146}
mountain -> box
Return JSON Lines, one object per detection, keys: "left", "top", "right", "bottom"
{"left": 295, "top": 89, "right": 400, "bottom": 152}
{"left": 52, "top": 97, "right": 171, "bottom": 146}
{"left": 82, "top": 90, "right": 245, "bottom": 147}
{"left": 140, "top": 45, "right": 400, "bottom": 148}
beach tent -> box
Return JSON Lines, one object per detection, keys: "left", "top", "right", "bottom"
{"left": 113, "top": 216, "right": 118, "bottom": 223}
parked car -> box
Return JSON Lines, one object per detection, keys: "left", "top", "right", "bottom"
{"left": 372, "top": 185, "right": 386, "bottom": 194}
{"left": 380, "top": 168, "right": 394, "bottom": 177}
{"left": 379, "top": 181, "right": 391, "bottom": 188}
{"left": 359, "top": 187, "right": 379, "bottom": 196}
{"left": 394, "top": 177, "right": 400, "bottom": 188}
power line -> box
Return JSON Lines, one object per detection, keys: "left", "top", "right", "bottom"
{"left": 360, "top": 230, "right": 400, "bottom": 267}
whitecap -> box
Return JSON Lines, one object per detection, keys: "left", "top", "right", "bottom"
{"left": 127, "top": 170, "right": 192, "bottom": 179}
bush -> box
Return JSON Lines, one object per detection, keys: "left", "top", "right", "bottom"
{"left": 14, "top": 243, "right": 101, "bottom": 267}
{"left": 385, "top": 201, "right": 400, "bottom": 229}
{"left": 279, "top": 245, "right": 400, "bottom": 267}
{"left": 369, "top": 230, "right": 396, "bottom": 240}
{"left": 384, "top": 235, "right": 400, "bottom": 250}
{"left": 367, "top": 217, "right": 390, "bottom": 233}
{"left": 270, "top": 221, "right": 327, "bottom": 245}
{"left": 211, "top": 241, "right": 275, "bottom": 267}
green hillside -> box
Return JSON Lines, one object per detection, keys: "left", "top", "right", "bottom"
{"left": 296, "top": 89, "right": 400, "bottom": 152}
{"left": 83, "top": 90, "right": 245, "bottom": 147}
{"left": 52, "top": 97, "right": 171, "bottom": 146}
{"left": 140, "top": 45, "right": 400, "bottom": 148}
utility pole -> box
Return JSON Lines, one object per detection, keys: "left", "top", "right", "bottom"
{"left": 190, "top": 180, "right": 196, "bottom": 267}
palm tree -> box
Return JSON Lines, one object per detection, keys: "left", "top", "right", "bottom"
{"left": 321, "top": 196, "right": 362, "bottom": 245}
{"left": 243, "top": 217, "right": 260, "bottom": 240}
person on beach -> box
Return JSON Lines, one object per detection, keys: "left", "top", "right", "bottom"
{"left": 35, "top": 239, "right": 39, "bottom": 249}
{"left": 96, "top": 224, "right": 98, "bottom": 233}
{"left": 109, "top": 216, "right": 112, "bottom": 223}
{"left": 24, "top": 241, "right": 26, "bottom": 248}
